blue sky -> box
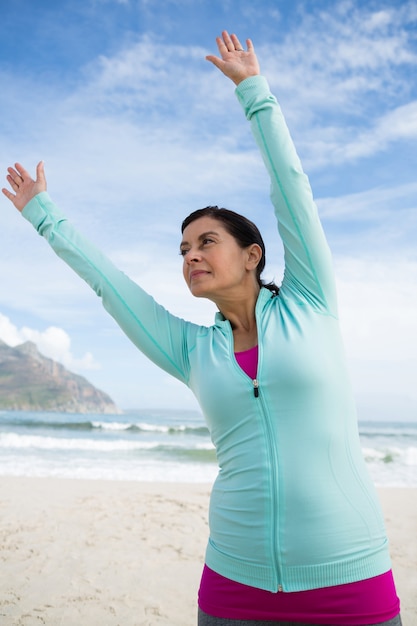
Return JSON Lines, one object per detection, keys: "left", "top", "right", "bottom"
{"left": 0, "top": 0, "right": 416, "bottom": 419}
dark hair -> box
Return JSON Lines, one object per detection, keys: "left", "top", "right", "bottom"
{"left": 181, "top": 206, "right": 279, "bottom": 296}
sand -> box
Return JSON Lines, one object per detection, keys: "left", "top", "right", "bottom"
{"left": 0, "top": 478, "right": 415, "bottom": 626}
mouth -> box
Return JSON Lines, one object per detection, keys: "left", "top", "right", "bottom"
{"left": 189, "top": 270, "right": 210, "bottom": 281}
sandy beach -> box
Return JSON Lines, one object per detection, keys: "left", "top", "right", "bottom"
{"left": 0, "top": 478, "right": 415, "bottom": 626}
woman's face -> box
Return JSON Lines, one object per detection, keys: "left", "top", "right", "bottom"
{"left": 180, "top": 216, "right": 260, "bottom": 302}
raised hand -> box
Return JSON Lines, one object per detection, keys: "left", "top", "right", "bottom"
{"left": 206, "top": 31, "right": 260, "bottom": 85}
{"left": 2, "top": 161, "right": 47, "bottom": 212}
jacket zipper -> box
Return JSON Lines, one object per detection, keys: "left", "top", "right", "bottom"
{"left": 228, "top": 298, "right": 283, "bottom": 591}
{"left": 255, "top": 382, "right": 283, "bottom": 592}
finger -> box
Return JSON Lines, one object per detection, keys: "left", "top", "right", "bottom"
{"left": 246, "top": 38, "right": 255, "bottom": 52}
{"left": 2, "top": 187, "right": 15, "bottom": 201}
{"left": 205, "top": 54, "right": 225, "bottom": 71}
{"left": 7, "top": 166, "right": 25, "bottom": 189}
{"left": 230, "top": 33, "right": 244, "bottom": 51}
{"left": 221, "top": 30, "right": 235, "bottom": 51}
{"left": 15, "top": 162, "right": 31, "bottom": 181}
{"left": 36, "top": 161, "right": 45, "bottom": 185}
{"left": 7, "top": 166, "right": 20, "bottom": 179}
{"left": 215, "top": 35, "right": 228, "bottom": 56}
{"left": 6, "top": 173, "right": 20, "bottom": 189}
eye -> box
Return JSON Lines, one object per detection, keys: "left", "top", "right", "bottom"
{"left": 202, "top": 237, "right": 214, "bottom": 246}
{"left": 179, "top": 248, "right": 189, "bottom": 257}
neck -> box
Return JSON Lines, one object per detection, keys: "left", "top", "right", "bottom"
{"left": 215, "top": 286, "right": 260, "bottom": 352}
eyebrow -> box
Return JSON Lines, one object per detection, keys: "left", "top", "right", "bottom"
{"left": 180, "top": 230, "right": 221, "bottom": 248}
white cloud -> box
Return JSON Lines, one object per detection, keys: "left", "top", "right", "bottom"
{"left": 318, "top": 181, "right": 417, "bottom": 224}
{"left": 74, "top": 37, "right": 213, "bottom": 120}
{"left": 337, "top": 258, "right": 417, "bottom": 361}
{"left": 336, "top": 100, "right": 417, "bottom": 160}
{"left": 0, "top": 314, "right": 23, "bottom": 347}
{"left": 0, "top": 313, "right": 100, "bottom": 371}
{"left": 335, "top": 256, "right": 417, "bottom": 420}
{"left": 382, "top": 101, "right": 417, "bottom": 140}
{"left": 261, "top": 2, "right": 417, "bottom": 141}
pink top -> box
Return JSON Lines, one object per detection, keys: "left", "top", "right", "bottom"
{"left": 198, "top": 566, "right": 400, "bottom": 623}
{"left": 234, "top": 344, "right": 258, "bottom": 380}
{"left": 198, "top": 346, "right": 400, "bottom": 623}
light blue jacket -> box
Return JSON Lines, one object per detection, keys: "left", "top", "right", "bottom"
{"left": 22, "top": 76, "right": 391, "bottom": 592}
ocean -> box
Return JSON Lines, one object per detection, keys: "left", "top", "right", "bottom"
{"left": 0, "top": 409, "right": 416, "bottom": 487}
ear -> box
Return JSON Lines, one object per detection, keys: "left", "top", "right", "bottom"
{"left": 245, "top": 244, "right": 263, "bottom": 270}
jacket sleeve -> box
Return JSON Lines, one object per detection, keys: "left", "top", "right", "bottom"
{"left": 236, "top": 76, "right": 338, "bottom": 317}
{"left": 22, "top": 192, "right": 192, "bottom": 384}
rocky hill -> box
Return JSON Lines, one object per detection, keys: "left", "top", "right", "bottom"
{"left": 0, "top": 339, "right": 121, "bottom": 414}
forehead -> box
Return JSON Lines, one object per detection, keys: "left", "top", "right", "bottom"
{"left": 181, "top": 216, "right": 228, "bottom": 241}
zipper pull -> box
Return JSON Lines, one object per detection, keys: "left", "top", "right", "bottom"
{"left": 253, "top": 379, "right": 259, "bottom": 398}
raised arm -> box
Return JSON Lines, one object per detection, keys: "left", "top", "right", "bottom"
{"left": 207, "top": 32, "right": 338, "bottom": 316}
{"left": 2, "top": 166, "right": 194, "bottom": 384}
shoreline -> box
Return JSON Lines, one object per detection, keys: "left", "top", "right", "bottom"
{"left": 0, "top": 477, "right": 416, "bottom": 625}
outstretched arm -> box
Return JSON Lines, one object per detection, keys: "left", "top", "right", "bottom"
{"left": 208, "top": 32, "right": 337, "bottom": 316}
{"left": 2, "top": 164, "right": 191, "bottom": 382}
{"left": 206, "top": 30, "right": 260, "bottom": 85}
{"left": 2, "top": 162, "right": 47, "bottom": 212}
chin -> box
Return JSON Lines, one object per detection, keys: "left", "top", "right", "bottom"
{"left": 190, "top": 288, "right": 208, "bottom": 299}
{"left": 188, "top": 284, "right": 213, "bottom": 300}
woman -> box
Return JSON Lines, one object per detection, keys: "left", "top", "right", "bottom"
{"left": 3, "top": 31, "right": 402, "bottom": 626}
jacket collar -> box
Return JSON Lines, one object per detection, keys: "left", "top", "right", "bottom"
{"left": 214, "top": 287, "right": 275, "bottom": 328}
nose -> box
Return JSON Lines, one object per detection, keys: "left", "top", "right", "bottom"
{"left": 183, "top": 248, "right": 201, "bottom": 263}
